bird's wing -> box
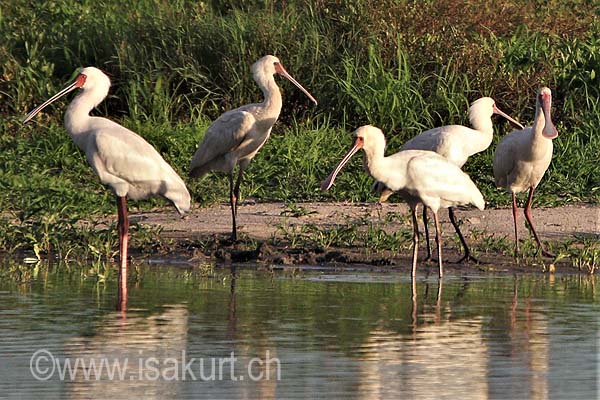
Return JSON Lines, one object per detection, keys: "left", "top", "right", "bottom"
{"left": 189, "top": 110, "right": 256, "bottom": 174}
{"left": 89, "top": 122, "right": 168, "bottom": 185}
{"left": 492, "top": 128, "right": 528, "bottom": 187}
{"left": 401, "top": 125, "right": 474, "bottom": 165}
{"left": 400, "top": 127, "right": 445, "bottom": 152}
{"left": 82, "top": 118, "right": 190, "bottom": 212}
{"left": 405, "top": 153, "right": 483, "bottom": 209}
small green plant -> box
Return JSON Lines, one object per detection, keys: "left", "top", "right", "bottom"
{"left": 280, "top": 202, "right": 317, "bottom": 218}
{"left": 192, "top": 261, "right": 215, "bottom": 277}
{"left": 564, "top": 237, "right": 600, "bottom": 274}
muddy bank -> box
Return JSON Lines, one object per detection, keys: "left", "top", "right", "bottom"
{"left": 129, "top": 202, "right": 599, "bottom": 274}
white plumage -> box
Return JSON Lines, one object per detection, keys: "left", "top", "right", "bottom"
{"left": 401, "top": 97, "right": 523, "bottom": 165}
{"left": 189, "top": 55, "right": 317, "bottom": 240}
{"left": 23, "top": 66, "right": 191, "bottom": 308}
{"left": 493, "top": 87, "right": 558, "bottom": 257}
{"left": 322, "top": 125, "right": 485, "bottom": 278}
{"left": 374, "top": 97, "right": 522, "bottom": 263}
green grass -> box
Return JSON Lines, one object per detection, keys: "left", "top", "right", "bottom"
{"left": 0, "top": 0, "right": 598, "bottom": 262}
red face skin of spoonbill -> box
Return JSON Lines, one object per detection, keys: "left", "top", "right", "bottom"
{"left": 75, "top": 74, "right": 87, "bottom": 88}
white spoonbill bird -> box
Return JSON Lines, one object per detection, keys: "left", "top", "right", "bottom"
{"left": 189, "top": 55, "right": 317, "bottom": 241}
{"left": 493, "top": 87, "right": 558, "bottom": 258}
{"left": 321, "top": 125, "right": 485, "bottom": 278}
{"left": 22, "top": 67, "right": 191, "bottom": 309}
{"left": 373, "top": 97, "right": 523, "bottom": 264}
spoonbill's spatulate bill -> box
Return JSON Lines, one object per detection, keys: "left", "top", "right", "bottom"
{"left": 493, "top": 87, "right": 558, "bottom": 258}
{"left": 23, "top": 67, "right": 191, "bottom": 310}
{"left": 189, "top": 55, "right": 317, "bottom": 241}
{"left": 322, "top": 125, "right": 485, "bottom": 278}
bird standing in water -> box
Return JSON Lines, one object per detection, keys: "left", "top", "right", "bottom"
{"left": 22, "top": 67, "right": 191, "bottom": 310}
{"left": 322, "top": 125, "right": 485, "bottom": 278}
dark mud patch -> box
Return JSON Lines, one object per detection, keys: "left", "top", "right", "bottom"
{"left": 147, "top": 231, "right": 577, "bottom": 277}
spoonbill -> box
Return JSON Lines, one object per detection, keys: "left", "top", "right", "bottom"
{"left": 22, "top": 67, "right": 191, "bottom": 309}
{"left": 321, "top": 125, "right": 485, "bottom": 278}
{"left": 189, "top": 55, "right": 318, "bottom": 241}
{"left": 373, "top": 97, "right": 523, "bottom": 263}
{"left": 493, "top": 87, "right": 558, "bottom": 257}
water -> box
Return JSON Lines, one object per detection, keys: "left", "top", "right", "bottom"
{"left": 0, "top": 264, "right": 598, "bottom": 399}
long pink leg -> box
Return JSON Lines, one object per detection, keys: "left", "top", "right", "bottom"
{"left": 512, "top": 191, "right": 519, "bottom": 257}
{"left": 116, "top": 196, "right": 129, "bottom": 311}
{"left": 523, "top": 187, "right": 555, "bottom": 258}
{"left": 432, "top": 209, "right": 443, "bottom": 278}
{"left": 410, "top": 277, "right": 417, "bottom": 333}
{"left": 411, "top": 207, "right": 420, "bottom": 278}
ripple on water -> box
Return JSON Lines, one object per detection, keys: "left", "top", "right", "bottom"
{"left": 0, "top": 267, "right": 598, "bottom": 399}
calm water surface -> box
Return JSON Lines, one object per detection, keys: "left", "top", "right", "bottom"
{"left": 0, "top": 264, "right": 598, "bottom": 399}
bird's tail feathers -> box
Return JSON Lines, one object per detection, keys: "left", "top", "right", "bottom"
{"left": 164, "top": 183, "right": 191, "bottom": 215}
{"left": 171, "top": 194, "right": 191, "bottom": 215}
{"left": 473, "top": 192, "right": 485, "bottom": 211}
{"left": 189, "top": 165, "right": 210, "bottom": 179}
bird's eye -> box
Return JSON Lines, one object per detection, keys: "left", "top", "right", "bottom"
{"left": 273, "top": 62, "right": 284, "bottom": 74}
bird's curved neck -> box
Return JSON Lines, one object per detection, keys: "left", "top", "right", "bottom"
{"left": 362, "top": 143, "right": 388, "bottom": 180}
{"left": 469, "top": 113, "right": 494, "bottom": 143}
{"left": 64, "top": 90, "right": 101, "bottom": 136}
{"left": 257, "top": 75, "right": 283, "bottom": 120}
{"left": 528, "top": 103, "right": 552, "bottom": 156}
{"left": 531, "top": 104, "right": 547, "bottom": 139}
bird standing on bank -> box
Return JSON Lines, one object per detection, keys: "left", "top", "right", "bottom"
{"left": 22, "top": 67, "right": 191, "bottom": 309}
{"left": 189, "top": 55, "right": 317, "bottom": 241}
{"left": 373, "top": 97, "right": 523, "bottom": 263}
{"left": 321, "top": 125, "right": 485, "bottom": 278}
{"left": 493, "top": 87, "right": 558, "bottom": 257}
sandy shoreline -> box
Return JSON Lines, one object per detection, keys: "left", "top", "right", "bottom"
{"left": 129, "top": 202, "right": 599, "bottom": 274}
{"left": 134, "top": 201, "right": 599, "bottom": 240}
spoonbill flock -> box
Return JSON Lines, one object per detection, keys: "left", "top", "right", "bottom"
{"left": 321, "top": 125, "right": 485, "bottom": 278}
{"left": 373, "top": 97, "right": 524, "bottom": 264}
{"left": 22, "top": 56, "right": 559, "bottom": 285}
